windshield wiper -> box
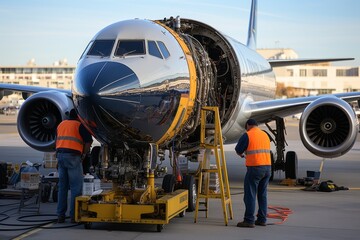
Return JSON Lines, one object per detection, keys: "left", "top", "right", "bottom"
{"left": 122, "top": 50, "right": 136, "bottom": 57}
{"left": 96, "top": 50, "right": 106, "bottom": 57}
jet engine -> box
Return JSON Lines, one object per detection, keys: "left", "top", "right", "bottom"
{"left": 299, "top": 96, "right": 359, "bottom": 158}
{"left": 17, "top": 91, "right": 73, "bottom": 152}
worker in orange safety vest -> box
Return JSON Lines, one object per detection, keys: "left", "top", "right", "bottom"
{"left": 235, "top": 118, "right": 271, "bottom": 228}
{"left": 56, "top": 109, "right": 93, "bottom": 224}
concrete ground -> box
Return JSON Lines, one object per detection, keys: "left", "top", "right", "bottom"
{"left": 1, "top": 114, "right": 360, "bottom": 240}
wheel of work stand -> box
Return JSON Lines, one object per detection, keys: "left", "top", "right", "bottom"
{"left": 162, "top": 174, "right": 175, "bottom": 193}
{"left": 182, "top": 175, "right": 196, "bottom": 212}
{"left": 157, "top": 224, "right": 164, "bottom": 232}
{"left": 285, "top": 151, "right": 298, "bottom": 179}
{"left": 84, "top": 222, "right": 92, "bottom": 229}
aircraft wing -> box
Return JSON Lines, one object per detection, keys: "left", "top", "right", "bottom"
{"left": 0, "top": 83, "right": 71, "bottom": 97}
{"left": 268, "top": 58, "right": 355, "bottom": 68}
{"left": 246, "top": 92, "right": 360, "bottom": 123}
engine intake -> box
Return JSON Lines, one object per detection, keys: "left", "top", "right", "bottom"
{"left": 17, "top": 91, "right": 73, "bottom": 152}
{"left": 299, "top": 96, "right": 358, "bottom": 158}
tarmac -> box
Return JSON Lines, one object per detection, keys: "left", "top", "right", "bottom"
{"left": 1, "top": 114, "right": 360, "bottom": 240}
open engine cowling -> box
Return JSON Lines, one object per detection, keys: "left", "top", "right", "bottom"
{"left": 17, "top": 91, "right": 74, "bottom": 152}
{"left": 299, "top": 96, "right": 359, "bottom": 158}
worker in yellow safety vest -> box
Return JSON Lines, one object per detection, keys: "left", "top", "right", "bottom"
{"left": 235, "top": 118, "right": 271, "bottom": 228}
{"left": 56, "top": 109, "right": 93, "bottom": 224}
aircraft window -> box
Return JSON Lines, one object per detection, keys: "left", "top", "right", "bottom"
{"left": 157, "top": 41, "right": 170, "bottom": 59}
{"left": 115, "top": 40, "right": 145, "bottom": 56}
{"left": 87, "top": 40, "right": 115, "bottom": 57}
{"left": 148, "top": 40, "right": 163, "bottom": 59}
{"left": 79, "top": 41, "right": 93, "bottom": 60}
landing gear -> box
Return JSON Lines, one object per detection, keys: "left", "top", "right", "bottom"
{"left": 266, "top": 117, "right": 298, "bottom": 180}
{"left": 162, "top": 174, "right": 176, "bottom": 193}
{"left": 285, "top": 151, "right": 298, "bottom": 179}
{"left": 270, "top": 151, "right": 275, "bottom": 181}
{"left": 182, "top": 175, "right": 196, "bottom": 212}
{"left": 162, "top": 174, "right": 197, "bottom": 212}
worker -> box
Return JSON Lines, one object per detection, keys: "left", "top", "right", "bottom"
{"left": 235, "top": 118, "right": 271, "bottom": 228}
{"left": 56, "top": 109, "right": 93, "bottom": 223}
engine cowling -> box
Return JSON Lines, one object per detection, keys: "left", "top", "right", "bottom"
{"left": 299, "top": 96, "right": 359, "bottom": 158}
{"left": 17, "top": 91, "right": 74, "bottom": 152}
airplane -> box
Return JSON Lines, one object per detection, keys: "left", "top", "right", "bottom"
{"left": 0, "top": 0, "right": 359, "bottom": 217}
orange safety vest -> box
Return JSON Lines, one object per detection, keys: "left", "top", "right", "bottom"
{"left": 245, "top": 127, "right": 271, "bottom": 167}
{"left": 56, "top": 120, "right": 84, "bottom": 154}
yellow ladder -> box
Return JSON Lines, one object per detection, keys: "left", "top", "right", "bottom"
{"left": 194, "top": 106, "right": 233, "bottom": 226}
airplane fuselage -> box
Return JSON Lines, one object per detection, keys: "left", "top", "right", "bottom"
{"left": 72, "top": 18, "right": 276, "bottom": 148}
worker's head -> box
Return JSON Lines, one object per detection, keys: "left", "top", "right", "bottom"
{"left": 68, "top": 109, "right": 78, "bottom": 120}
{"left": 245, "top": 118, "right": 258, "bottom": 131}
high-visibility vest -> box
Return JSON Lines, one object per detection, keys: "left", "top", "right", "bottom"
{"left": 245, "top": 127, "right": 271, "bottom": 166}
{"left": 56, "top": 120, "right": 84, "bottom": 154}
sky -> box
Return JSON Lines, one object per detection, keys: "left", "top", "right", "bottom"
{"left": 0, "top": 0, "right": 359, "bottom": 66}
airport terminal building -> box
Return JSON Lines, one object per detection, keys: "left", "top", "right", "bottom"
{"left": 1, "top": 50, "right": 360, "bottom": 106}
{"left": 257, "top": 49, "right": 360, "bottom": 97}
{"left": 0, "top": 59, "right": 74, "bottom": 106}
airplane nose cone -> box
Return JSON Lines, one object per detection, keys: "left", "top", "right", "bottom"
{"left": 74, "top": 62, "right": 140, "bottom": 140}
{"left": 73, "top": 61, "right": 181, "bottom": 144}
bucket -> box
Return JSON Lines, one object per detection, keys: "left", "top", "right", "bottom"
{"left": 82, "top": 173, "right": 94, "bottom": 195}
{"left": 20, "top": 166, "right": 40, "bottom": 190}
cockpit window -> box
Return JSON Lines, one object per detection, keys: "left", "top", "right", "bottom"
{"left": 115, "top": 40, "right": 145, "bottom": 56}
{"left": 148, "top": 40, "right": 163, "bottom": 59}
{"left": 87, "top": 40, "right": 115, "bottom": 57}
{"left": 79, "top": 41, "right": 93, "bottom": 60}
{"left": 157, "top": 41, "right": 170, "bottom": 59}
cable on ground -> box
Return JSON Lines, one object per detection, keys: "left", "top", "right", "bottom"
{"left": 266, "top": 205, "right": 293, "bottom": 225}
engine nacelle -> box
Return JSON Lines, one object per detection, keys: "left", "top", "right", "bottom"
{"left": 17, "top": 91, "right": 74, "bottom": 152}
{"left": 299, "top": 96, "right": 359, "bottom": 158}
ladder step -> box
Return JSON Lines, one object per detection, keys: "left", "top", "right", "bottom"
{"left": 199, "top": 194, "right": 224, "bottom": 199}
{"left": 202, "top": 169, "right": 218, "bottom": 173}
{"left": 202, "top": 144, "right": 221, "bottom": 149}
{"left": 199, "top": 195, "right": 231, "bottom": 200}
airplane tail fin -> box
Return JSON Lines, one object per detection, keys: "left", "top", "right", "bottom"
{"left": 246, "top": 0, "right": 257, "bottom": 50}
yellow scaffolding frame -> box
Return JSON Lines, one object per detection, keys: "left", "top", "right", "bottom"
{"left": 194, "top": 106, "right": 233, "bottom": 226}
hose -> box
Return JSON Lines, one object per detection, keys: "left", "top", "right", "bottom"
{"left": 0, "top": 214, "right": 80, "bottom": 231}
{"left": 266, "top": 205, "right": 293, "bottom": 225}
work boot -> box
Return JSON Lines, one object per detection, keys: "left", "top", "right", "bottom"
{"left": 255, "top": 220, "right": 266, "bottom": 226}
{"left": 237, "top": 221, "right": 255, "bottom": 228}
{"left": 57, "top": 216, "right": 65, "bottom": 223}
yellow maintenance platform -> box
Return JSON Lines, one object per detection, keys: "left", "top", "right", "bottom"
{"left": 75, "top": 171, "right": 188, "bottom": 232}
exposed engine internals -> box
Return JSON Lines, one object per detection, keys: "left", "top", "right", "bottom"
{"left": 158, "top": 17, "right": 240, "bottom": 149}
